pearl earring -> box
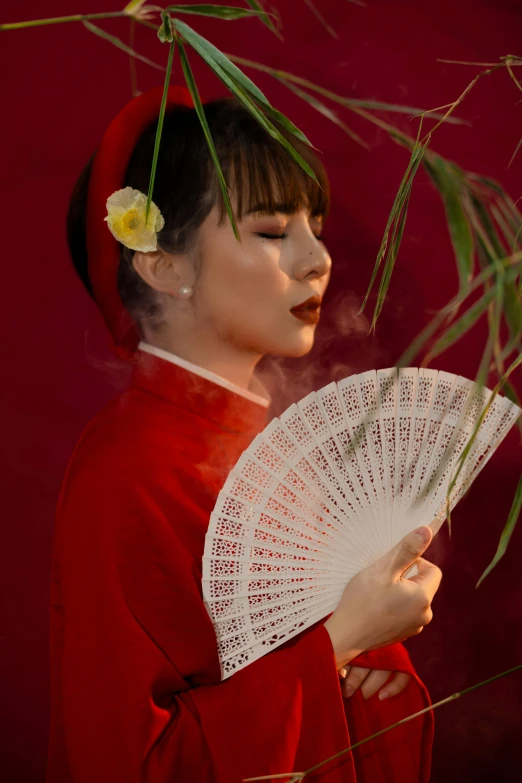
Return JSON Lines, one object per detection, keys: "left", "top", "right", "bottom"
{"left": 179, "top": 285, "right": 193, "bottom": 299}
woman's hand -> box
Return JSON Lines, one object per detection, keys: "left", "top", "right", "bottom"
{"left": 324, "top": 526, "right": 441, "bottom": 670}
{"left": 338, "top": 666, "right": 411, "bottom": 700}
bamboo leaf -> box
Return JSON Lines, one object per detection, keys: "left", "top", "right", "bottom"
{"left": 359, "top": 145, "right": 420, "bottom": 313}
{"left": 491, "top": 203, "right": 521, "bottom": 251}
{"left": 475, "top": 331, "right": 494, "bottom": 387}
{"left": 508, "top": 136, "right": 522, "bottom": 168}
{"left": 166, "top": 5, "right": 269, "bottom": 21}
{"left": 260, "top": 104, "right": 312, "bottom": 147}
{"left": 372, "top": 191, "right": 411, "bottom": 327}
{"left": 496, "top": 197, "right": 522, "bottom": 249}
{"left": 174, "top": 20, "right": 269, "bottom": 105}
{"left": 428, "top": 254, "right": 521, "bottom": 364}
{"left": 225, "top": 55, "right": 467, "bottom": 126}
{"left": 502, "top": 377, "right": 522, "bottom": 408}
{"left": 398, "top": 256, "right": 522, "bottom": 366}
{"left": 158, "top": 11, "right": 174, "bottom": 42}
{"left": 466, "top": 195, "right": 522, "bottom": 352}
{"left": 360, "top": 137, "right": 430, "bottom": 318}
{"left": 397, "top": 309, "right": 450, "bottom": 366}
{"left": 81, "top": 20, "right": 164, "bottom": 70}
{"left": 175, "top": 29, "right": 319, "bottom": 184}
{"left": 501, "top": 280, "right": 522, "bottom": 356}
{"left": 446, "top": 352, "right": 522, "bottom": 529}
{"left": 279, "top": 78, "right": 370, "bottom": 149}
{"left": 173, "top": 20, "right": 311, "bottom": 146}
{"left": 471, "top": 195, "right": 506, "bottom": 258}
{"left": 177, "top": 39, "right": 239, "bottom": 239}
{"left": 303, "top": 0, "right": 338, "bottom": 38}
{"left": 244, "top": 0, "right": 282, "bottom": 38}
{"left": 428, "top": 287, "right": 496, "bottom": 360}
{"left": 145, "top": 36, "right": 176, "bottom": 222}
{"left": 477, "top": 473, "right": 522, "bottom": 586}
{"left": 476, "top": 276, "right": 503, "bottom": 384}
{"left": 123, "top": 0, "right": 147, "bottom": 13}
{"left": 474, "top": 175, "right": 504, "bottom": 194}
{"left": 424, "top": 155, "right": 474, "bottom": 293}
{"left": 344, "top": 98, "right": 467, "bottom": 124}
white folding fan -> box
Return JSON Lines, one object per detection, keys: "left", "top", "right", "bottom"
{"left": 202, "top": 367, "right": 521, "bottom": 679}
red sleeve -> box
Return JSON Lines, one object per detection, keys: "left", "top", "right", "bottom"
{"left": 48, "top": 462, "right": 353, "bottom": 783}
{"left": 342, "top": 646, "right": 434, "bottom": 783}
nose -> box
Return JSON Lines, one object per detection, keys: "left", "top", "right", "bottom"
{"left": 293, "top": 227, "right": 331, "bottom": 283}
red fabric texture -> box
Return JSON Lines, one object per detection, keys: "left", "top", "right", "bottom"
{"left": 86, "top": 86, "right": 194, "bottom": 358}
{"left": 47, "top": 351, "right": 433, "bottom": 782}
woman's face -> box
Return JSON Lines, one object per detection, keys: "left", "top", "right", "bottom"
{"left": 192, "top": 201, "right": 332, "bottom": 359}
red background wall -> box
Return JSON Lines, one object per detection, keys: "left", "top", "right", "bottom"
{"left": 1, "top": 1, "right": 521, "bottom": 780}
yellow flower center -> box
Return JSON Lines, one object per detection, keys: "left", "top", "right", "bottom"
{"left": 122, "top": 209, "right": 144, "bottom": 232}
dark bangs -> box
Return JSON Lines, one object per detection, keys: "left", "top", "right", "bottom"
{"left": 216, "top": 103, "right": 330, "bottom": 222}
{"left": 122, "top": 97, "right": 330, "bottom": 251}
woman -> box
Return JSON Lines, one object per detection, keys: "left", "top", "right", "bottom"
{"left": 47, "top": 86, "right": 441, "bottom": 783}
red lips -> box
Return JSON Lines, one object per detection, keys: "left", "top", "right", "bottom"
{"left": 290, "top": 295, "right": 322, "bottom": 324}
{"left": 290, "top": 295, "right": 322, "bottom": 312}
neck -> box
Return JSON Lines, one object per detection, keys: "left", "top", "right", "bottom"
{"left": 142, "top": 327, "right": 264, "bottom": 395}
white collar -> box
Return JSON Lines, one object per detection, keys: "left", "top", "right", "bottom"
{"left": 138, "top": 342, "right": 270, "bottom": 408}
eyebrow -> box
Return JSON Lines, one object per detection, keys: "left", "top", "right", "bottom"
{"left": 245, "top": 202, "right": 323, "bottom": 219}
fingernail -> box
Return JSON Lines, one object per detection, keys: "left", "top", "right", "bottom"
{"left": 413, "top": 526, "right": 431, "bottom": 545}
{"left": 379, "top": 690, "right": 390, "bottom": 700}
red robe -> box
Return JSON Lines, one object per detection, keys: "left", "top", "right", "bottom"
{"left": 47, "top": 350, "right": 433, "bottom": 783}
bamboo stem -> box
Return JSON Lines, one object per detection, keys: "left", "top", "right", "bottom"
{"left": 0, "top": 12, "right": 126, "bottom": 31}
{"left": 244, "top": 664, "right": 522, "bottom": 782}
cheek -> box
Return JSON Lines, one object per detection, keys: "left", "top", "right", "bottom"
{"left": 195, "top": 232, "right": 318, "bottom": 356}
{"left": 200, "top": 240, "right": 288, "bottom": 325}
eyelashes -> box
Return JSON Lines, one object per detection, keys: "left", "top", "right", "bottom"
{"left": 255, "top": 232, "right": 324, "bottom": 241}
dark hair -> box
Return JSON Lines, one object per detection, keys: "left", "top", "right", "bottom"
{"left": 67, "top": 97, "right": 330, "bottom": 330}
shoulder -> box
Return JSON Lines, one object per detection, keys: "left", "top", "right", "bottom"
{"left": 66, "top": 386, "right": 189, "bottom": 476}
{"left": 58, "top": 386, "right": 200, "bottom": 517}
{"left": 55, "top": 388, "right": 211, "bottom": 554}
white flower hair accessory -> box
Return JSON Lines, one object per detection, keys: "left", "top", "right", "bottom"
{"left": 104, "top": 186, "right": 165, "bottom": 252}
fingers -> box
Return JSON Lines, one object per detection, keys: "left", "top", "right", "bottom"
{"left": 378, "top": 672, "right": 412, "bottom": 700}
{"left": 341, "top": 669, "right": 410, "bottom": 700}
{"left": 388, "top": 527, "right": 433, "bottom": 578}
{"left": 341, "top": 666, "right": 370, "bottom": 698}
{"left": 395, "top": 527, "right": 433, "bottom": 572}
{"left": 360, "top": 669, "right": 391, "bottom": 700}
{"left": 408, "top": 557, "right": 442, "bottom": 600}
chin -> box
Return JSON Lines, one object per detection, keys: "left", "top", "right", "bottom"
{"left": 270, "top": 332, "right": 316, "bottom": 358}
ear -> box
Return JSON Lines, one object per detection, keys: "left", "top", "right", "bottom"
{"left": 132, "top": 248, "right": 195, "bottom": 298}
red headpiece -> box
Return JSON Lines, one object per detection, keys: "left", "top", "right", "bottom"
{"left": 86, "top": 85, "right": 195, "bottom": 359}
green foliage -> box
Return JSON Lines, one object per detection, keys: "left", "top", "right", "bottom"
{"left": 82, "top": 20, "right": 164, "bottom": 70}
{"left": 157, "top": 11, "right": 174, "bottom": 42}
{"left": 424, "top": 156, "right": 474, "bottom": 293}
{"left": 145, "top": 33, "right": 176, "bottom": 222}
{"left": 359, "top": 135, "right": 431, "bottom": 329}
{"left": 166, "top": 4, "right": 270, "bottom": 21}
{"left": 173, "top": 20, "right": 317, "bottom": 181}
{"left": 177, "top": 38, "right": 239, "bottom": 238}
{"left": 477, "top": 472, "right": 522, "bottom": 583}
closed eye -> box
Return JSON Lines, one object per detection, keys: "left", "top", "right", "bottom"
{"left": 256, "top": 232, "right": 324, "bottom": 241}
